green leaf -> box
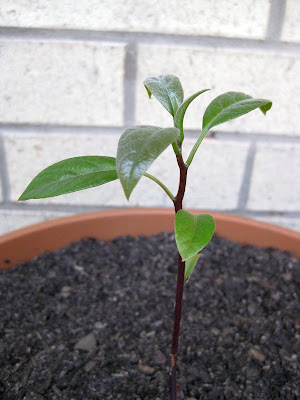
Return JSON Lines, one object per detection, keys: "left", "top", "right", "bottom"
{"left": 145, "top": 85, "right": 152, "bottom": 99}
{"left": 202, "top": 91, "right": 272, "bottom": 135}
{"left": 185, "top": 253, "right": 201, "bottom": 280}
{"left": 174, "top": 89, "right": 210, "bottom": 139}
{"left": 260, "top": 101, "right": 273, "bottom": 115}
{"left": 186, "top": 91, "right": 272, "bottom": 167}
{"left": 19, "top": 156, "right": 118, "bottom": 200}
{"left": 144, "top": 75, "right": 184, "bottom": 116}
{"left": 116, "top": 125, "right": 179, "bottom": 199}
{"left": 175, "top": 210, "right": 215, "bottom": 261}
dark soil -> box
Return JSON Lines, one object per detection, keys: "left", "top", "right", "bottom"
{"left": 0, "top": 233, "right": 299, "bottom": 400}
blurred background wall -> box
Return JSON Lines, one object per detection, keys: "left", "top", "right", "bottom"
{"left": 0, "top": 0, "right": 299, "bottom": 235}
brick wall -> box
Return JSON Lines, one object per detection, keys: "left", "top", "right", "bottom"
{"left": 0, "top": 0, "right": 299, "bottom": 235}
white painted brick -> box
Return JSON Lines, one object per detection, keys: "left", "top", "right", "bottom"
{"left": 0, "top": 41, "right": 125, "bottom": 126}
{"left": 0, "top": 210, "right": 71, "bottom": 236}
{"left": 4, "top": 131, "right": 248, "bottom": 210}
{"left": 281, "top": 0, "right": 300, "bottom": 43}
{"left": 0, "top": 176, "right": 2, "bottom": 202}
{"left": 247, "top": 144, "right": 300, "bottom": 211}
{"left": 4, "top": 131, "right": 170, "bottom": 207}
{"left": 254, "top": 216, "right": 300, "bottom": 233}
{"left": 136, "top": 45, "right": 300, "bottom": 136}
{"left": 159, "top": 138, "right": 249, "bottom": 210}
{"left": 0, "top": 0, "right": 270, "bottom": 39}
{"left": 185, "top": 139, "right": 249, "bottom": 209}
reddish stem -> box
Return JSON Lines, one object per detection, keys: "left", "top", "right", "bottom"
{"left": 170, "top": 154, "right": 188, "bottom": 400}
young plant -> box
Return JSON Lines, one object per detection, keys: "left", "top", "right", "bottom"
{"left": 19, "top": 75, "right": 272, "bottom": 399}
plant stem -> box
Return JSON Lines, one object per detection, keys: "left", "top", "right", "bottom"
{"left": 143, "top": 173, "right": 175, "bottom": 201}
{"left": 170, "top": 153, "right": 188, "bottom": 400}
{"left": 186, "top": 128, "right": 207, "bottom": 167}
{"left": 172, "top": 141, "right": 181, "bottom": 156}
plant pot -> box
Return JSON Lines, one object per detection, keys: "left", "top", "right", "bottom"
{"left": 1, "top": 208, "right": 300, "bottom": 270}
{"left": 1, "top": 208, "right": 300, "bottom": 398}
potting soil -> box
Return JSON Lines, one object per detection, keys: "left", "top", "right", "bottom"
{"left": 0, "top": 233, "right": 299, "bottom": 399}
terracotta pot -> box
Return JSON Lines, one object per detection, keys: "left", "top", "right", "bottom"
{"left": 1, "top": 208, "right": 300, "bottom": 270}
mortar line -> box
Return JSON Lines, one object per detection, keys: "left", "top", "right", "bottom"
{"left": 0, "top": 133, "right": 11, "bottom": 202}
{"left": 0, "top": 202, "right": 119, "bottom": 213}
{"left": 123, "top": 42, "right": 137, "bottom": 126}
{"left": 1, "top": 27, "right": 299, "bottom": 56}
{"left": 186, "top": 130, "right": 300, "bottom": 144}
{"left": 1, "top": 123, "right": 300, "bottom": 144}
{"left": 237, "top": 142, "right": 256, "bottom": 210}
{"left": 266, "top": 0, "right": 286, "bottom": 41}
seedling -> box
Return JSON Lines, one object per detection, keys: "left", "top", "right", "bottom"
{"left": 19, "top": 75, "right": 272, "bottom": 399}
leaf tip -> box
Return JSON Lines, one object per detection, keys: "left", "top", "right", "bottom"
{"left": 18, "top": 192, "right": 27, "bottom": 201}
{"left": 260, "top": 100, "right": 272, "bottom": 115}
{"left": 144, "top": 84, "right": 152, "bottom": 99}
{"left": 123, "top": 186, "right": 132, "bottom": 201}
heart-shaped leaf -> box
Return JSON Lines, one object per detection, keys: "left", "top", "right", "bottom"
{"left": 144, "top": 75, "right": 184, "bottom": 116}
{"left": 175, "top": 210, "right": 215, "bottom": 261}
{"left": 116, "top": 125, "right": 179, "bottom": 199}
{"left": 202, "top": 91, "right": 272, "bottom": 135}
{"left": 19, "top": 156, "right": 118, "bottom": 200}
{"left": 174, "top": 89, "right": 210, "bottom": 140}
{"left": 185, "top": 253, "right": 201, "bottom": 280}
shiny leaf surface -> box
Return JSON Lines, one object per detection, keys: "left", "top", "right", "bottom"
{"left": 19, "top": 156, "right": 117, "bottom": 200}
{"left": 144, "top": 75, "right": 184, "bottom": 116}
{"left": 116, "top": 125, "right": 179, "bottom": 199}
{"left": 186, "top": 91, "right": 272, "bottom": 166}
{"left": 202, "top": 91, "right": 272, "bottom": 135}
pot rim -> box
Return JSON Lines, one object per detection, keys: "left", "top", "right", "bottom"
{"left": 1, "top": 208, "right": 300, "bottom": 269}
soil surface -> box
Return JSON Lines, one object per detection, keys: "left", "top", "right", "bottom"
{"left": 0, "top": 233, "right": 300, "bottom": 400}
